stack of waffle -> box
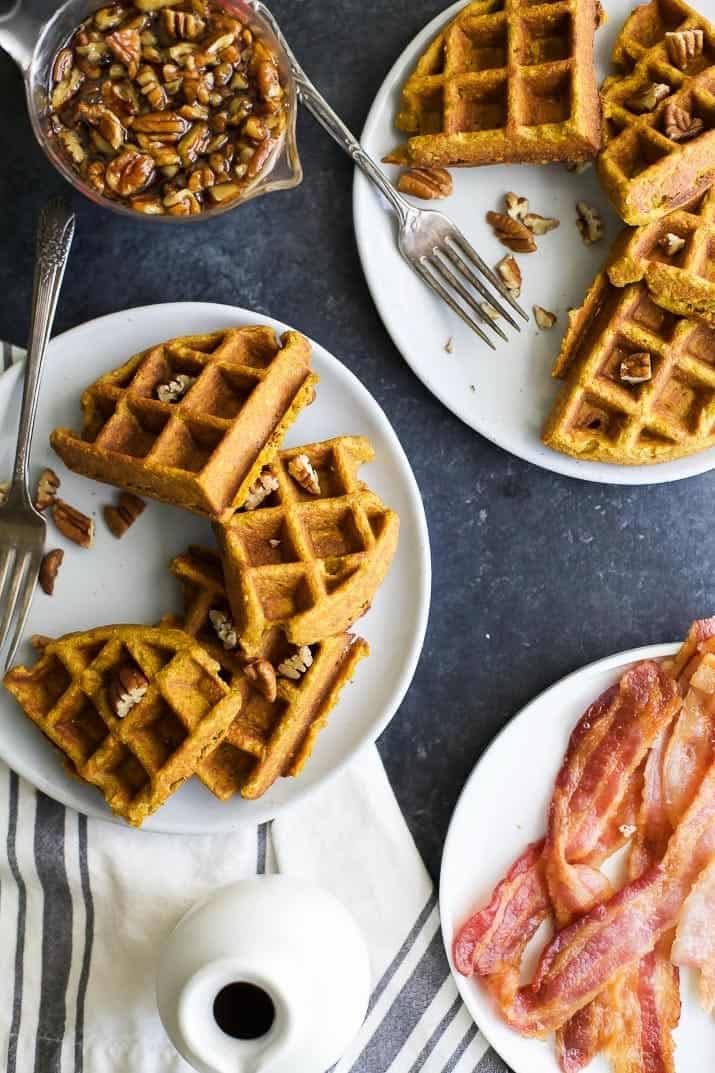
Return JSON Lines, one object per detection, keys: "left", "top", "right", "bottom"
{"left": 543, "top": 0, "right": 715, "bottom": 465}
{"left": 4, "top": 326, "right": 399, "bottom": 825}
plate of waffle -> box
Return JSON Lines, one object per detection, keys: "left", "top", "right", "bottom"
{"left": 440, "top": 618, "right": 715, "bottom": 1073}
{"left": 354, "top": 0, "right": 715, "bottom": 483}
{"left": 0, "top": 303, "right": 430, "bottom": 832}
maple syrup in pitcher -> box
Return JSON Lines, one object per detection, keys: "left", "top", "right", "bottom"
{"left": 213, "top": 982, "right": 276, "bottom": 1040}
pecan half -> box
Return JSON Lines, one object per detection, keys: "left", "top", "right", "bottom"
{"left": 620, "top": 352, "right": 653, "bottom": 384}
{"left": 397, "top": 166, "right": 453, "bottom": 200}
{"left": 665, "top": 29, "right": 704, "bottom": 70}
{"left": 106, "top": 28, "right": 141, "bottom": 75}
{"left": 35, "top": 468, "right": 60, "bottom": 511}
{"left": 287, "top": 454, "right": 321, "bottom": 495}
{"left": 105, "top": 148, "right": 155, "bottom": 196}
{"left": 495, "top": 255, "right": 522, "bottom": 297}
{"left": 576, "top": 201, "right": 604, "bottom": 245}
{"left": 663, "top": 101, "right": 704, "bottom": 142}
{"left": 486, "top": 212, "right": 537, "bottom": 253}
{"left": 533, "top": 305, "right": 557, "bottom": 330}
{"left": 109, "top": 663, "right": 149, "bottom": 719}
{"left": 103, "top": 492, "right": 146, "bottom": 538}
{"left": 244, "top": 658, "right": 278, "bottom": 702}
{"left": 39, "top": 549, "right": 64, "bottom": 595}
{"left": 52, "top": 499, "right": 95, "bottom": 549}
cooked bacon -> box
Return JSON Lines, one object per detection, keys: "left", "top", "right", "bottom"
{"left": 672, "top": 835, "right": 715, "bottom": 1011}
{"left": 663, "top": 649, "right": 715, "bottom": 829}
{"left": 663, "top": 617, "right": 715, "bottom": 684}
{"left": 498, "top": 753, "right": 715, "bottom": 1037}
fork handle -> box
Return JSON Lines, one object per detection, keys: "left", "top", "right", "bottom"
{"left": 11, "top": 197, "right": 75, "bottom": 499}
{"left": 251, "top": 2, "right": 412, "bottom": 227}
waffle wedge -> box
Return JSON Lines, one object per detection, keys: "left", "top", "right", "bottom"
{"left": 542, "top": 272, "right": 715, "bottom": 464}
{"left": 3, "top": 626, "right": 242, "bottom": 826}
{"left": 598, "top": 0, "right": 715, "bottom": 226}
{"left": 386, "top": 0, "right": 602, "bottom": 168}
{"left": 607, "top": 188, "right": 715, "bottom": 325}
{"left": 50, "top": 327, "right": 318, "bottom": 522}
{"left": 215, "top": 436, "right": 399, "bottom": 656}
{"left": 166, "top": 546, "right": 369, "bottom": 800}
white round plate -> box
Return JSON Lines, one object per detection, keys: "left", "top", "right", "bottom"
{"left": 440, "top": 642, "right": 715, "bottom": 1073}
{"left": 354, "top": 0, "right": 715, "bottom": 485}
{"left": 0, "top": 303, "right": 431, "bottom": 833}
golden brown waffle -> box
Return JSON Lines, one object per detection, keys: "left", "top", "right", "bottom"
{"left": 542, "top": 272, "right": 715, "bottom": 464}
{"left": 607, "top": 188, "right": 715, "bottom": 325}
{"left": 166, "top": 547, "right": 369, "bottom": 800}
{"left": 215, "top": 436, "right": 399, "bottom": 655}
{"left": 3, "top": 626, "right": 242, "bottom": 826}
{"left": 598, "top": 0, "right": 715, "bottom": 226}
{"left": 50, "top": 327, "right": 318, "bottom": 522}
{"left": 385, "top": 0, "right": 602, "bottom": 168}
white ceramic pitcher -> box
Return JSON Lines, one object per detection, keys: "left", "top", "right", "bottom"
{"left": 156, "top": 876, "right": 371, "bottom": 1073}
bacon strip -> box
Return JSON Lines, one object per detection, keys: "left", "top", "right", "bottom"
{"left": 663, "top": 645, "right": 715, "bottom": 829}
{"left": 672, "top": 857, "right": 715, "bottom": 1012}
{"left": 497, "top": 755, "right": 715, "bottom": 1037}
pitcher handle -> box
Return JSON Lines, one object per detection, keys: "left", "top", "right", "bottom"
{"left": 0, "top": 0, "right": 42, "bottom": 70}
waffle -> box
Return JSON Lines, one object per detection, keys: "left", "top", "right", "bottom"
{"left": 215, "top": 436, "right": 399, "bottom": 656}
{"left": 2, "top": 626, "right": 242, "bottom": 827}
{"left": 50, "top": 327, "right": 318, "bottom": 522}
{"left": 385, "top": 0, "right": 602, "bottom": 168}
{"left": 542, "top": 271, "right": 715, "bottom": 464}
{"left": 607, "top": 188, "right": 715, "bottom": 325}
{"left": 165, "top": 547, "right": 369, "bottom": 800}
{"left": 598, "top": 0, "right": 715, "bottom": 226}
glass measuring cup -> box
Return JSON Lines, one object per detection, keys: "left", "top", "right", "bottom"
{"left": 0, "top": 0, "right": 302, "bottom": 222}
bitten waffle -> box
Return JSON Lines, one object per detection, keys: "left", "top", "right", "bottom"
{"left": 386, "top": 0, "right": 602, "bottom": 168}
{"left": 166, "top": 547, "right": 369, "bottom": 800}
{"left": 215, "top": 436, "right": 399, "bottom": 656}
{"left": 542, "top": 272, "right": 715, "bottom": 464}
{"left": 598, "top": 0, "right": 715, "bottom": 226}
{"left": 3, "top": 626, "right": 242, "bottom": 827}
{"left": 50, "top": 327, "right": 318, "bottom": 522}
{"left": 607, "top": 188, "right": 715, "bottom": 325}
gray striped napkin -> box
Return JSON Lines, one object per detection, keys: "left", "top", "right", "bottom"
{"left": 0, "top": 341, "right": 508, "bottom": 1073}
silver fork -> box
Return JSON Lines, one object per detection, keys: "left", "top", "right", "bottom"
{"left": 253, "top": 2, "right": 528, "bottom": 349}
{"left": 0, "top": 197, "right": 75, "bottom": 671}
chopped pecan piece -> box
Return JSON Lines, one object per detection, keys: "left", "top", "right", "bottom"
{"left": 486, "top": 212, "right": 537, "bottom": 253}
{"left": 495, "top": 255, "right": 522, "bottom": 297}
{"left": 39, "top": 549, "right": 64, "bottom": 596}
{"left": 156, "top": 373, "right": 195, "bottom": 402}
{"left": 243, "top": 470, "right": 279, "bottom": 510}
{"left": 52, "top": 499, "right": 95, "bottom": 549}
{"left": 162, "top": 9, "right": 206, "bottom": 39}
{"left": 35, "top": 468, "right": 60, "bottom": 512}
{"left": 659, "top": 232, "right": 686, "bottom": 256}
{"left": 278, "top": 646, "right": 313, "bottom": 680}
{"left": 523, "top": 213, "right": 559, "bottom": 236}
{"left": 665, "top": 28, "right": 704, "bottom": 69}
{"left": 208, "top": 609, "right": 238, "bottom": 650}
{"left": 397, "top": 166, "right": 453, "bottom": 200}
{"left": 620, "top": 352, "right": 652, "bottom": 384}
{"left": 244, "top": 658, "right": 278, "bottom": 702}
{"left": 575, "top": 201, "right": 604, "bottom": 245}
{"left": 288, "top": 454, "right": 321, "bottom": 495}
{"left": 104, "top": 492, "right": 146, "bottom": 538}
{"left": 504, "top": 192, "right": 528, "bottom": 221}
{"left": 663, "top": 101, "right": 704, "bottom": 142}
{"left": 109, "top": 663, "right": 149, "bottom": 718}
{"left": 533, "top": 305, "right": 557, "bottom": 330}
{"left": 625, "top": 82, "right": 671, "bottom": 114}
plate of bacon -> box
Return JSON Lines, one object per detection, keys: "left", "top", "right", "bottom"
{"left": 441, "top": 620, "right": 715, "bottom": 1073}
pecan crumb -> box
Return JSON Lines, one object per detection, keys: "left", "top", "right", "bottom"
{"left": 620, "top": 352, "right": 652, "bottom": 384}
{"left": 397, "top": 166, "right": 452, "bottom": 199}
{"left": 287, "top": 454, "right": 320, "bottom": 495}
{"left": 533, "top": 306, "right": 557, "bottom": 330}
{"left": 268, "top": 538, "right": 281, "bottom": 548}
{"left": 35, "top": 468, "right": 61, "bottom": 511}
{"left": 277, "top": 645, "right": 314, "bottom": 680}
{"left": 576, "top": 201, "right": 604, "bottom": 245}
{"left": 496, "top": 255, "right": 522, "bottom": 297}
{"left": 109, "top": 662, "right": 149, "bottom": 719}
{"left": 39, "top": 549, "right": 64, "bottom": 595}
{"left": 243, "top": 469, "right": 279, "bottom": 511}
{"left": 486, "top": 212, "right": 537, "bottom": 253}
{"left": 444, "top": 337, "right": 454, "bottom": 354}
{"left": 104, "top": 492, "right": 146, "bottom": 538}
{"left": 52, "top": 499, "right": 95, "bottom": 548}
{"left": 156, "top": 373, "right": 195, "bottom": 403}
{"left": 665, "top": 28, "right": 704, "bottom": 69}
{"left": 209, "top": 608, "right": 238, "bottom": 650}
{"left": 659, "top": 232, "right": 686, "bottom": 256}
{"left": 244, "top": 658, "right": 277, "bottom": 702}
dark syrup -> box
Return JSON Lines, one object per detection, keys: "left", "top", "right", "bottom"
{"left": 213, "top": 982, "right": 275, "bottom": 1040}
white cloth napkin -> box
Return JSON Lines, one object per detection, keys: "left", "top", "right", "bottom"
{"left": 0, "top": 749, "right": 494, "bottom": 1073}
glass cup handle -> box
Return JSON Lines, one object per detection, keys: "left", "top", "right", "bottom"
{"left": 0, "top": 0, "right": 42, "bottom": 70}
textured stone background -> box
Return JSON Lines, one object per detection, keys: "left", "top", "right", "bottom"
{"left": 0, "top": 0, "right": 713, "bottom": 886}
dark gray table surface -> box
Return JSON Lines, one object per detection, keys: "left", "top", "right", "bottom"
{"left": 0, "top": 0, "right": 713, "bottom": 887}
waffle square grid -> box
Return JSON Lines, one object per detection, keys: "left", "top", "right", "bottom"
{"left": 215, "top": 437, "right": 400, "bottom": 656}
{"left": 608, "top": 188, "right": 715, "bottom": 325}
{"left": 543, "top": 273, "right": 715, "bottom": 464}
{"left": 166, "top": 546, "right": 369, "bottom": 800}
{"left": 388, "top": 0, "right": 602, "bottom": 167}
{"left": 598, "top": 0, "right": 715, "bottom": 225}
{"left": 2, "top": 627, "right": 243, "bottom": 826}
{"left": 50, "top": 327, "right": 318, "bottom": 522}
